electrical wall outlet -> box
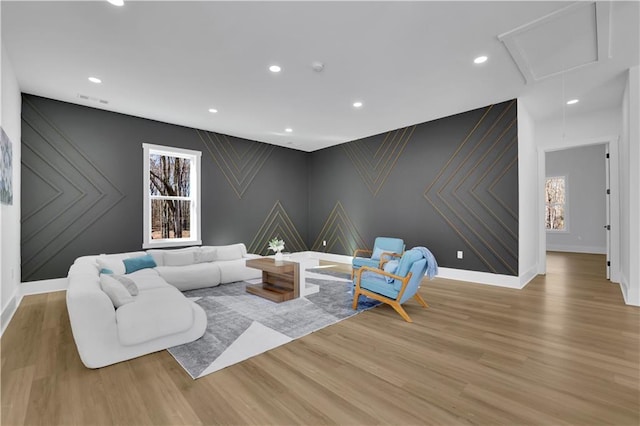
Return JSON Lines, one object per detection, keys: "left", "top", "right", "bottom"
{"left": 457, "top": 250, "right": 463, "bottom": 259}
{"left": 322, "top": 240, "right": 327, "bottom": 246}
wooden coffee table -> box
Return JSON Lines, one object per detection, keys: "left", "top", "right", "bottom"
{"left": 245, "top": 258, "right": 300, "bottom": 303}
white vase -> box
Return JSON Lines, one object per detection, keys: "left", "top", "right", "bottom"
{"left": 274, "top": 251, "right": 283, "bottom": 261}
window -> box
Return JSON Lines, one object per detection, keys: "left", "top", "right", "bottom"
{"left": 143, "top": 143, "right": 201, "bottom": 248}
{"left": 545, "top": 176, "right": 567, "bottom": 231}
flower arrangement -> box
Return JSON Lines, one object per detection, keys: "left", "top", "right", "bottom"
{"left": 268, "top": 237, "right": 285, "bottom": 254}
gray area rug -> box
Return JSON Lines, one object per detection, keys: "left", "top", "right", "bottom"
{"left": 306, "top": 267, "right": 352, "bottom": 280}
{"left": 168, "top": 274, "right": 379, "bottom": 379}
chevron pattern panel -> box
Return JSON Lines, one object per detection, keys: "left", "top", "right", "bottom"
{"left": 248, "top": 200, "right": 308, "bottom": 255}
{"left": 423, "top": 100, "right": 518, "bottom": 274}
{"left": 310, "top": 201, "right": 368, "bottom": 254}
{"left": 342, "top": 125, "right": 415, "bottom": 196}
{"left": 21, "top": 99, "right": 125, "bottom": 281}
{"left": 197, "top": 130, "right": 274, "bottom": 199}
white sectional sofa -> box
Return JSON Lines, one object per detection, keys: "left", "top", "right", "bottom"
{"left": 66, "top": 243, "right": 262, "bottom": 368}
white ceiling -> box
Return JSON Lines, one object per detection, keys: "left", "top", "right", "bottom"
{"left": 2, "top": 1, "right": 638, "bottom": 152}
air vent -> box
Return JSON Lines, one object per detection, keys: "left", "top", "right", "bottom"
{"left": 77, "top": 93, "right": 109, "bottom": 105}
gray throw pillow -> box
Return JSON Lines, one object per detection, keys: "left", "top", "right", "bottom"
{"left": 111, "top": 274, "right": 139, "bottom": 296}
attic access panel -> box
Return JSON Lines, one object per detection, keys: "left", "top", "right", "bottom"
{"left": 499, "top": 1, "right": 611, "bottom": 83}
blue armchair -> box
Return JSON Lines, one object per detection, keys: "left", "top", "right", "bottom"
{"left": 352, "top": 248, "right": 429, "bottom": 322}
{"left": 351, "top": 237, "right": 405, "bottom": 278}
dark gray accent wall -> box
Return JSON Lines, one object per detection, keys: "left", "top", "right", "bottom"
{"left": 21, "top": 95, "right": 518, "bottom": 280}
{"left": 21, "top": 95, "right": 309, "bottom": 281}
{"left": 308, "top": 100, "right": 519, "bottom": 275}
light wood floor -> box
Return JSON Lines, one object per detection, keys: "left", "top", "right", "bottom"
{"left": 1, "top": 252, "right": 638, "bottom": 425}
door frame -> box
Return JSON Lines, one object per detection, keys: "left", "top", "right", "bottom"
{"left": 537, "top": 135, "right": 620, "bottom": 283}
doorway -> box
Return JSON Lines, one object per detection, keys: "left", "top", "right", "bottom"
{"left": 538, "top": 137, "right": 620, "bottom": 283}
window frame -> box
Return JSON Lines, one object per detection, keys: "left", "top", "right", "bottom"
{"left": 142, "top": 143, "right": 202, "bottom": 249}
{"left": 545, "top": 175, "right": 569, "bottom": 233}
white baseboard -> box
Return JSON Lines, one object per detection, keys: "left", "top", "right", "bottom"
{"left": 546, "top": 244, "right": 606, "bottom": 254}
{"left": 437, "top": 267, "right": 523, "bottom": 289}
{"left": 20, "top": 277, "right": 68, "bottom": 296}
{"left": 0, "top": 288, "right": 21, "bottom": 337}
{"left": 618, "top": 274, "right": 640, "bottom": 306}
{"left": 519, "top": 264, "right": 539, "bottom": 288}
{"left": 308, "top": 251, "right": 526, "bottom": 289}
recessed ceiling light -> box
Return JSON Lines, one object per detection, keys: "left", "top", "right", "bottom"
{"left": 474, "top": 55, "right": 488, "bottom": 64}
{"left": 88, "top": 77, "right": 102, "bottom": 84}
{"left": 566, "top": 99, "right": 579, "bottom": 105}
{"left": 107, "top": 0, "right": 124, "bottom": 6}
{"left": 269, "top": 65, "right": 281, "bottom": 73}
{"left": 285, "top": 128, "right": 293, "bottom": 133}
{"left": 353, "top": 101, "right": 363, "bottom": 108}
{"left": 208, "top": 108, "right": 218, "bottom": 113}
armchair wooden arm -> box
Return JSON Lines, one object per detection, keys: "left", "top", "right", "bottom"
{"left": 379, "top": 251, "right": 402, "bottom": 268}
{"left": 354, "top": 265, "right": 413, "bottom": 295}
{"left": 353, "top": 248, "right": 372, "bottom": 258}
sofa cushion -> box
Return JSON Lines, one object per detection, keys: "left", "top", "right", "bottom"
{"left": 125, "top": 268, "right": 169, "bottom": 291}
{"left": 215, "top": 244, "right": 244, "bottom": 261}
{"left": 100, "top": 275, "right": 135, "bottom": 308}
{"left": 156, "top": 263, "right": 222, "bottom": 291}
{"left": 116, "top": 287, "right": 195, "bottom": 346}
{"left": 164, "top": 250, "right": 195, "bottom": 266}
{"left": 123, "top": 254, "right": 157, "bottom": 274}
{"left": 195, "top": 248, "right": 217, "bottom": 263}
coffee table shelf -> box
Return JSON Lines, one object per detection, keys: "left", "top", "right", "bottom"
{"left": 245, "top": 258, "right": 300, "bottom": 303}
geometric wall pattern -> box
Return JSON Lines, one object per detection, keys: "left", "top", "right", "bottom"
{"left": 423, "top": 100, "right": 518, "bottom": 274}
{"left": 247, "top": 200, "right": 308, "bottom": 256}
{"left": 342, "top": 125, "right": 416, "bottom": 196}
{"left": 21, "top": 98, "right": 125, "bottom": 281}
{"left": 197, "top": 130, "right": 274, "bottom": 199}
{"left": 310, "top": 201, "right": 368, "bottom": 255}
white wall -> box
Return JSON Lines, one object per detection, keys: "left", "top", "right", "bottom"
{"left": 517, "top": 100, "right": 538, "bottom": 286}
{"left": 619, "top": 66, "right": 640, "bottom": 306}
{"left": 1, "top": 40, "right": 22, "bottom": 333}
{"left": 546, "top": 144, "right": 607, "bottom": 254}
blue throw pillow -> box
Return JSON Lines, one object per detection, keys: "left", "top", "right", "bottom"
{"left": 383, "top": 260, "right": 399, "bottom": 283}
{"left": 123, "top": 254, "right": 157, "bottom": 274}
{"left": 371, "top": 247, "right": 385, "bottom": 260}
{"left": 99, "top": 268, "right": 114, "bottom": 275}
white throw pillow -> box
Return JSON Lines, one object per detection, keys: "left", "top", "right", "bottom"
{"left": 146, "top": 250, "right": 165, "bottom": 267}
{"left": 100, "top": 275, "right": 135, "bottom": 308}
{"left": 163, "top": 251, "right": 195, "bottom": 266}
{"left": 215, "top": 245, "right": 243, "bottom": 261}
{"left": 195, "top": 248, "right": 217, "bottom": 263}
{"left": 96, "top": 257, "right": 126, "bottom": 275}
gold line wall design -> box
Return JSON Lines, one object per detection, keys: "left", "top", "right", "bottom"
{"left": 20, "top": 95, "right": 518, "bottom": 279}
{"left": 197, "top": 130, "right": 274, "bottom": 199}
{"left": 310, "top": 201, "right": 368, "bottom": 255}
{"left": 342, "top": 125, "right": 415, "bottom": 196}
{"left": 308, "top": 100, "right": 518, "bottom": 275}
{"left": 21, "top": 98, "right": 125, "bottom": 281}
{"left": 20, "top": 95, "right": 309, "bottom": 281}
{"left": 248, "top": 200, "right": 308, "bottom": 255}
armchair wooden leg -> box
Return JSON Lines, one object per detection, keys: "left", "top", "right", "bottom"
{"left": 414, "top": 293, "right": 428, "bottom": 308}
{"left": 352, "top": 291, "right": 360, "bottom": 310}
{"left": 390, "top": 301, "right": 413, "bottom": 323}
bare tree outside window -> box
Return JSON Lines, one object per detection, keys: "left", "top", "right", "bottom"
{"left": 149, "top": 154, "right": 191, "bottom": 239}
{"left": 545, "top": 176, "right": 566, "bottom": 230}
{"left": 143, "top": 143, "right": 201, "bottom": 248}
